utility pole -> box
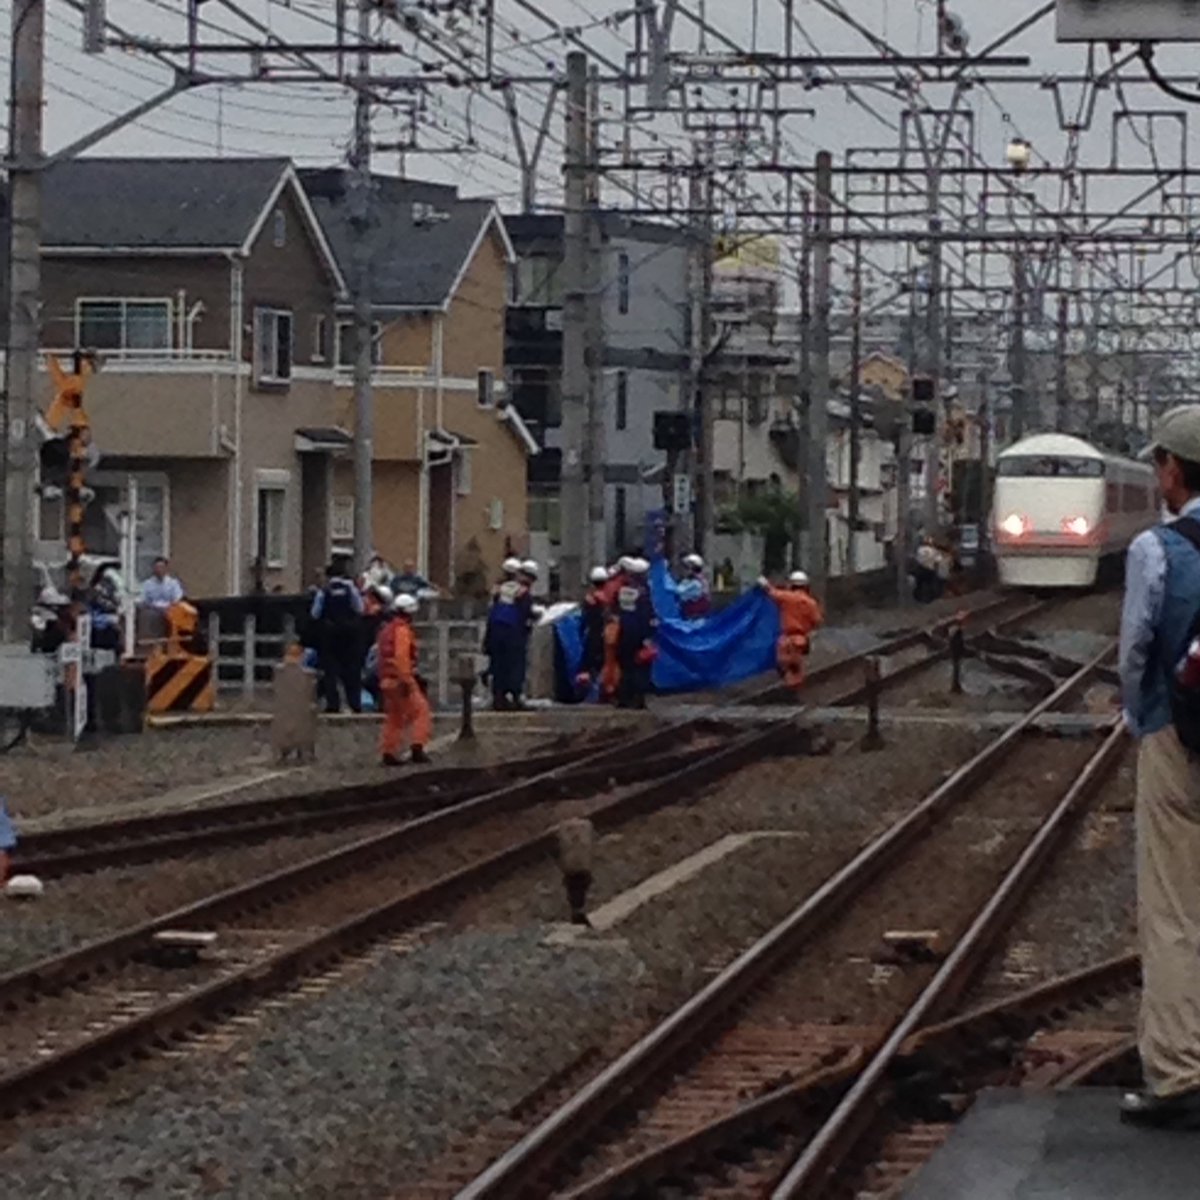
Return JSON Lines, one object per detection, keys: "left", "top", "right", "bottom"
{"left": 584, "top": 64, "right": 605, "bottom": 568}
{"left": 682, "top": 147, "right": 711, "bottom": 556}
{"left": 896, "top": 286, "right": 917, "bottom": 606}
{"left": 806, "top": 150, "right": 832, "bottom": 598}
{"left": 1085, "top": 304, "right": 1101, "bottom": 438}
{"left": 1008, "top": 249, "right": 1028, "bottom": 443}
{"left": 922, "top": 211, "right": 943, "bottom": 532}
{"left": 349, "top": 0, "right": 373, "bottom": 571}
{"left": 793, "top": 194, "right": 811, "bottom": 570}
{"left": 977, "top": 366, "right": 992, "bottom": 558}
{"left": 559, "top": 50, "right": 589, "bottom": 594}
{"left": 1054, "top": 290, "right": 1070, "bottom": 433}
{"left": 694, "top": 152, "right": 715, "bottom": 556}
{"left": 847, "top": 239, "right": 864, "bottom": 581}
{"left": 1, "top": 0, "right": 45, "bottom": 643}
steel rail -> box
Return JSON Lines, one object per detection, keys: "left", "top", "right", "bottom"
{"left": 771, "top": 721, "right": 1128, "bottom": 1199}
{"left": 13, "top": 740, "right": 713, "bottom": 878}
{"left": 17, "top": 593, "right": 1040, "bottom": 877}
{"left": 558, "top": 953, "right": 1141, "bottom": 1200}
{"left": 0, "top": 718, "right": 712, "bottom": 1010}
{"left": 0, "top": 719, "right": 801, "bottom": 1116}
{"left": 453, "top": 643, "right": 1115, "bottom": 1200}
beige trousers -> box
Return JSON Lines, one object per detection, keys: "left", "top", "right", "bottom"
{"left": 1137, "top": 725, "right": 1200, "bottom": 1097}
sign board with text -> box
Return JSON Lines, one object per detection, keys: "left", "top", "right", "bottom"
{"left": 1057, "top": 1, "right": 1200, "bottom": 42}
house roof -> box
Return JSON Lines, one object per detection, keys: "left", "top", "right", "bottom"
{"left": 300, "top": 169, "right": 512, "bottom": 310}
{"left": 39, "top": 157, "right": 295, "bottom": 250}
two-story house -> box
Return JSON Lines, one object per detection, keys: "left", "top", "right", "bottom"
{"left": 24, "top": 156, "right": 346, "bottom": 596}
{"left": 506, "top": 213, "right": 690, "bottom": 561}
{"left": 302, "top": 170, "right": 534, "bottom": 590}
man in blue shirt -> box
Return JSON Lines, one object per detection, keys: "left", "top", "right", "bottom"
{"left": 139, "top": 557, "right": 184, "bottom": 610}
{"left": 1118, "top": 405, "right": 1200, "bottom": 1129}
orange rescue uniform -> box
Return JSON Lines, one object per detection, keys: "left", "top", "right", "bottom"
{"left": 765, "top": 586, "right": 824, "bottom": 691}
{"left": 378, "top": 618, "right": 432, "bottom": 758}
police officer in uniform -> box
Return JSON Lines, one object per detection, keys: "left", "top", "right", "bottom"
{"left": 484, "top": 558, "right": 533, "bottom": 710}
{"left": 310, "top": 557, "right": 365, "bottom": 713}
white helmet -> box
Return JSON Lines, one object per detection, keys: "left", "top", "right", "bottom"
{"left": 520, "top": 559, "right": 539, "bottom": 577}
{"left": 502, "top": 557, "right": 521, "bottom": 575}
{"left": 393, "top": 593, "right": 419, "bottom": 614}
{"left": 683, "top": 553, "right": 704, "bottom": 570}
{"left": 372, "top": 585, "right": 394, "bottom": 607}
{"left": 789, "top": 570, "right": 810, "bottom": 587}
{"left": 629, "top": 557, "right": 650, "bottom": 574}
{"left": 617, "top": 556, "right": 635, "bottom": 573}
{"left": 5, "top": 874, "right": 44, "bottom": 900}
{"left": 589, "top": 566, "right": 609, "bottom": 584}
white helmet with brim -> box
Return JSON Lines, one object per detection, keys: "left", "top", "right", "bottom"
{"left": 789, "top": 570, "right": 810, "bottom": 587}
{"left": 502, "top": 557, "right": 521, "bottom": 574}
{"left": 590, "top": 566, "right": 609, "bottom": 584}
{"left": 394, "top": 593, "right": 419, "bottom": 614}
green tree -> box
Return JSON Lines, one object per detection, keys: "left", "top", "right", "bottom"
{"left": 717, "top": 490, "right": 800, "bottom": 574}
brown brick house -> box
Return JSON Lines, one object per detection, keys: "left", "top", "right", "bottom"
{"left": 301, "top": 170, "right": 535, "bottom": 591}
{"left": 30, "top": 156, "right": 346, "bottom": 597}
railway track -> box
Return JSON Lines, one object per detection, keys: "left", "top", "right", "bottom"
{"left": 0, "top": 593, "right": 1107, "bottom": 1128}
{"left": 449, "top": 644, "right": 1121, "bottom": 1200}
{"left": 10, "top": 733, "right": 700, "bottom": 878}
{"left": 0, "top": 712, "right": 807, "bottom": 1117}
{"left": 11, "top": 591, "right": 1049, "bottom": 879}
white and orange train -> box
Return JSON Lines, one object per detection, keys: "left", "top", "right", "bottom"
{"left": 991, "top": 433, "right": 1158, "bottom": 588}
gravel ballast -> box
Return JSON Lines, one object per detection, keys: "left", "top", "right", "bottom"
{"left": 0, "top": 928, "right": 643, "bottom": 1199}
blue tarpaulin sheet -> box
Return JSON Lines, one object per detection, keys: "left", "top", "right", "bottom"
{"left": 0, "top": 797, "right": 17, "bottom": 852}
{"left": 552, "top": 560, "right": 779, "bottom": 696}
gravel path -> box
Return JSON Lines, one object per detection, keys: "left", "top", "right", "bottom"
{"left": 967, "top": 741, "right": 1138, "bottom": 1026}
{"left": 0, "top": 928, "right": 643, "bottom": 1199}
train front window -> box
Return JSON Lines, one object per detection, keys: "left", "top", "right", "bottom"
{"left": 997, "top": 456, "right": 1104, "bottom": 478}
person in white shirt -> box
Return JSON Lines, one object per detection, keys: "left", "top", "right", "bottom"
{"left": 140, "top": 557, "right": 184, "bottom": 610}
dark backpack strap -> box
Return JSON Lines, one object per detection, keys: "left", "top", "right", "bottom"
{"left": 1169, "top": 516, "right": 1200, "bottom": 555}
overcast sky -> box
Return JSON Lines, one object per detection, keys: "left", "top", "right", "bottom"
{"left": 7, "top": 1, "right": 1200, "bottom": 335}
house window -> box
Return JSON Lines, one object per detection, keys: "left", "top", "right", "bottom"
{"left": 515, "top": 256, "right": 562, "bottom": 306}
{"left": 254, "top": 308, "right": 293, "bottom": 383}
{"left": 77, "top": 298, "right": 172, "bottom": 354}
{"left": 255, "top": 472, "right": 289, "bottom": 568}
{"left": 614, "top": 485, "right": 627, "bottom": 550}
{"left": 615, "top": 370, "right": 628, "bottom": 432}
{"left": 273, "top": 209, "right": 287, "bottom": 248}
{"left": 312, "top": 315, "right": 329, "bottom": 363}
{"left": 617, "top": 252, "right": 630, "bottom": 315}
{"left": 331, "top": 495, "right": 354, "bottom": 542}
{"left": 335, "top": 320, "right": 382, "bottom": 368}
{"left": 478, "top": 369, "right": 496, "bottom": 409}
{"left": 456, "top": 452, "right": 473, "bottom": 497}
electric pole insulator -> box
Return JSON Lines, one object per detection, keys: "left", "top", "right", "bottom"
{"left": 83, "top": 0, "right": 106, "bottom": 53}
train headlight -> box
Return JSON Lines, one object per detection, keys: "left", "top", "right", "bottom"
{"left": 1000, "top": 513, "right": 1028, "bottom": 538}
{"left": 1062, "top": 515, "right": 1091, "bottom": 537}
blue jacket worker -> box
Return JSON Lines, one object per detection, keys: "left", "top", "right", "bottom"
{"left": 484, "top": 557, "right": 533, "bottom": 711}
{"left": 1118, "top": 404, "right": 1200, "bottom": 1131}
{"left": 310, "top": 560, "right": 365, "bottom": 714}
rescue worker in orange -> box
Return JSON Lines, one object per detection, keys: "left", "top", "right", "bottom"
{"left": 377, "top": 592, "right": 432, "bottom": 766}
{"left": 759, "top": 569, "right": 824, "bottom": 692}
{"left": 599, "top": 556, "right": 634, "bottom": 701}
